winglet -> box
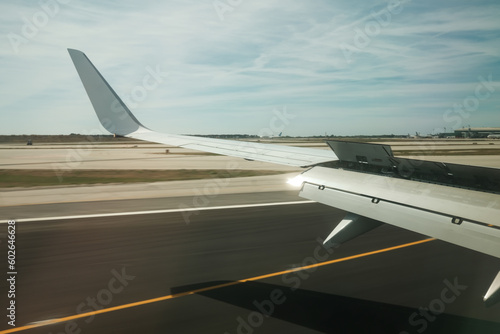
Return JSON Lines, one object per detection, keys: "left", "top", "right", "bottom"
{"left": 67, "top": 49, "right": 147, "bottom": 136}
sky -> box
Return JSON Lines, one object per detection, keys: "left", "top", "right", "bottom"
{"left": 0, "top": 0, "right": 499, "bottom": 136}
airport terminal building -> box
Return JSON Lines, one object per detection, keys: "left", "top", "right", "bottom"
{"left": 454, "top": 127, "right": 500, "bottom": 138}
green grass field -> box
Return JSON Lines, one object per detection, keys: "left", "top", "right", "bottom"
{"left": 0, "top": 169, "right": 288, "bottom": 188}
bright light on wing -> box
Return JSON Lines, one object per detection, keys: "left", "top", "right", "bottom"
{"left": 287, "top": 174, "right": 305, "bottom": 187}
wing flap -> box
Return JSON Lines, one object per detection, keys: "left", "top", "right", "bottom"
{"left": 296, "top": 167, "right": 500, "bottom": 226}
{"left": 295, "top": 167, "right": 500, "bottom": 258}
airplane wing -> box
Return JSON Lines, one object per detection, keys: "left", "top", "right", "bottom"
{"left": 66, "top": 49, "right": 337, "bottom": 168}
{"left": 68, "top": 49, "right": 500, "bottom": 306}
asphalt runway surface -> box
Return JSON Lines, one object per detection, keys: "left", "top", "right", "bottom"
{"left": 1, "top": 197, "right": 500, "bottom": 334}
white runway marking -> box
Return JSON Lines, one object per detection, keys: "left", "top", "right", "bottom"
{"left": 0, "top": 200, "right": 315, "bottom": 223}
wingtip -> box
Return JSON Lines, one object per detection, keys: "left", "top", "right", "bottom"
{"left": 68, "top": 48, "right": 146, "bottom": 136}
{"left": 67, "top": 48, "right": 84, "bottom": 56}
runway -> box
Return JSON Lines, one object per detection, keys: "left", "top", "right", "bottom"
{"left": 1, "top": 195, "right": 499, "bottom": 334}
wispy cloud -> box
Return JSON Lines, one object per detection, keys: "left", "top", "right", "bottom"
{"left": 1, "top": 0, "right": 499, "bottom": 135}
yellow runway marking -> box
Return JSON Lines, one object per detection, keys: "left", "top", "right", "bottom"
{"left": 0, "top": 238, "right": 435, "bottom": 333}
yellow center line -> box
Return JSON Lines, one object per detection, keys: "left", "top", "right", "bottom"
{"left": 0, "top": 238, "right": 435, "bottom": 334}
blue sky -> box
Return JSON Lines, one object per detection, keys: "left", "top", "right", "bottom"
{"left": 1, "top": 0, "right": 499, "bottom": 136}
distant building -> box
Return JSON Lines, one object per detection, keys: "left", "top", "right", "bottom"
{"left": 454, "top": 127, "right": 500, "bottom": 138}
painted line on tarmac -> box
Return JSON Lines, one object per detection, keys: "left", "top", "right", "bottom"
{"left": 0, "top": 238, "right": 435, "bottom": 334}
{"left": 0, "top": 200, "right": 315, "bottom": 223}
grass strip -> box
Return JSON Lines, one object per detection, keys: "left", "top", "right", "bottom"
{"left": 0, "top": 169, "right": 289, "bottom": 188}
